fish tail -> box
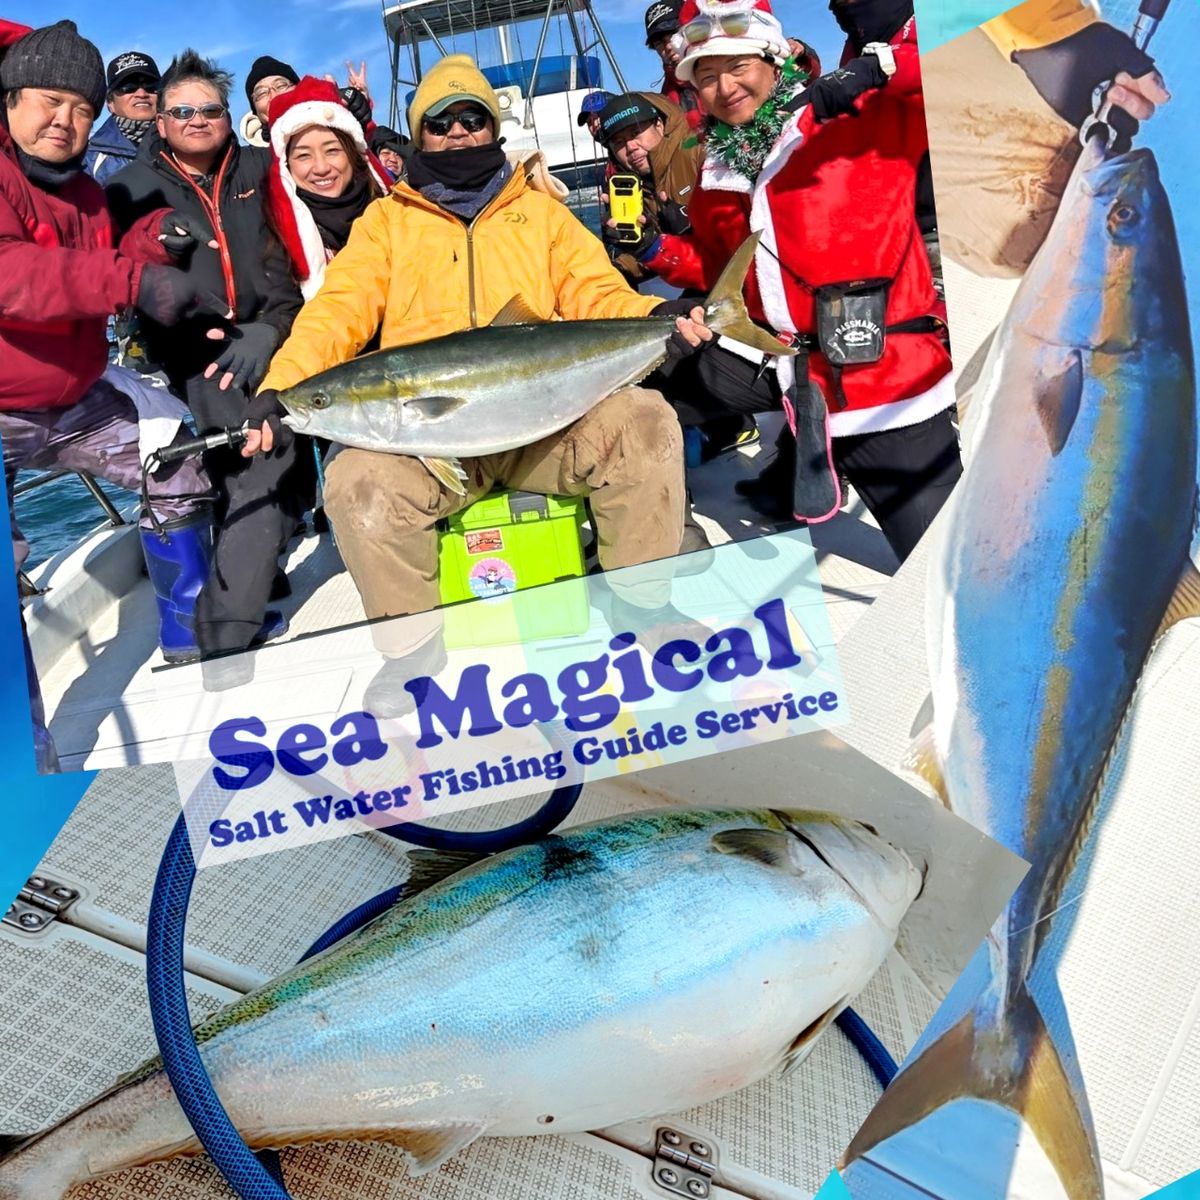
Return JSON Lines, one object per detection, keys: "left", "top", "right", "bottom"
{"left": 703, "top": 233, "right": 798, "bottom": 359}
{"left": 839, "top": 980, "right": 1102, "bottom": 1199}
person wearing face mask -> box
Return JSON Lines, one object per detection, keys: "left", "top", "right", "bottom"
{"left": 244, "top": 54, "right": 715, "bottom": 713}
{"left": 642, "top": 0, "right": 959, "bottom": 566}
{"left": 84, "top": 51, "right": 160, "bottom": 185}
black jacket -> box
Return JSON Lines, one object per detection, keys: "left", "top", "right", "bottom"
{"left": 106, "top": 130, "right": 301, "bottom": 384}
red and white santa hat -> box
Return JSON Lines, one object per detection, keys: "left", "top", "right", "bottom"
{"left": 264, "top": 76, "right": 392, "bottom": 300}
{"left": 673, "top": 0, "right": 789, "bottom": 84}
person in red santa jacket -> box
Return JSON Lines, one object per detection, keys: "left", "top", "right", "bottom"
{"left": 642, "top": 0, "right": 960, "bottom": 565}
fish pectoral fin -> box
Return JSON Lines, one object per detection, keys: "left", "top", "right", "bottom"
{"left": 489, "top": 294, "right": 544, "bottom": 326}
{"left": 907, "top": 692, "right": 934, "bottom": 739}
{"left": 1157, "top": 559, "right": 1200, "bottom": 638}
{"left": 408, "top": 396, "right": 467, "bottom": 422}
{"left": 384, "top": 1121, "right": 491, "bottom": 1176}
{"left": 710, "top": 828, "right": 800, "bottom": 872}
{"left": 1033, "top": 349, "right": 1083, "bottom": 456}
{"left": 420, "top": 456, "right": 468, "bottom": 497}
{"left": 901, "top": 725, "right": 949, "bottom": 807}
{"left": 781, "top": 997, "right": 846, "bottom": 1076}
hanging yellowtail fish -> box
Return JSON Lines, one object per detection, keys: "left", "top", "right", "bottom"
{"left": 0, "top": 809, "right": 922, "bottom": 1199}
{"left": 275, "top": 233, "right": 793, "bottom": 493}
{"left": 841, "top": 137, "right": 1200, "bottom": 1197}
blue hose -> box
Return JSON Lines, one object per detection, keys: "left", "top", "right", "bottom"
{"left": 147, "top": 786, "right": 897, "bottom": 1200}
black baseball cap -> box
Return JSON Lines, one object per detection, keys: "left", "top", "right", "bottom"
{"left": 644, "top": 0, "right": 682, "bottom": 45}
{"left": 106, "top": 50, "right": 160, "bottom": 91}
{"left": 599, "top": 94, "right": 663, "bottom": 141}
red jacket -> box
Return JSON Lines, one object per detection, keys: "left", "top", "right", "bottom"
{"left": 646, "top": 19, "right": 953, "bottom": 436}
{"left": 0, "top": 121, "right": 159, "bottom": 412}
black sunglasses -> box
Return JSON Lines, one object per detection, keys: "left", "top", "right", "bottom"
{"left": 114, "top": 78, "right": 159, "bottom": 95}
{"left": 423, "top": 107, "right": 490, "bottom": 135}
{"left": 164, "top": 103, "right": 228, "bottom": 122}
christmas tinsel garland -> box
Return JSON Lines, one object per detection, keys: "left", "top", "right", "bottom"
{"left": 706, "top": 58, "right": 808, "bottom": 181}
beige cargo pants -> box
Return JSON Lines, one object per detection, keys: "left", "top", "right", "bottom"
{"left": 324, "top": 385, "right": 685, "bottom": 631}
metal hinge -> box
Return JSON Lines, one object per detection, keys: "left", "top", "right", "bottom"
{"left": 3, "top": 874, "right": 80, "bottom": 934}
{"left": 653, "top": 1127, "right": 718, "bottom": 1198}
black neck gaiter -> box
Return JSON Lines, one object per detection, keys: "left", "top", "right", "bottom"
{"left": 405, "top": 142, "right": 508, "bottom": 192}
{"left": 15, "top": 146, "right": 85, "bottom": 190}
{"left": 297, "top": 173, "right": 374, "bottom": 253}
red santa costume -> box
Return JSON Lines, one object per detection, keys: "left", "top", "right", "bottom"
{"left": 645, "top": 0, "right": 959, "bottom": 559}
{"left": 263, "top": 77, "right": 391, "bottom": 300}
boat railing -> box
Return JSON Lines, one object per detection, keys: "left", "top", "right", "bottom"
{"left": 12, "top": 468, "right": 128, "bottom": 598}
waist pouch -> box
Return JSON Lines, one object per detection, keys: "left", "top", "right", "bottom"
{"left": 815, "top": 278, "right": 890, "bottom": 366}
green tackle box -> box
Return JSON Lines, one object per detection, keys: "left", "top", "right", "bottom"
{"left": 436, "top": 490, "right": 591, "bottom": 648}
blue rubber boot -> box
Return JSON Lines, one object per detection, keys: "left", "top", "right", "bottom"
{"left": 140, "top": 510, "right": 215, "bottom": 665}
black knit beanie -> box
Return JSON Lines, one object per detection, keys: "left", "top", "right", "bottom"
{"left": 0, "top": 20, "right": 105, "bottom": 116}
{"left": 244, "top": 55, "right": 299, "bottom": 105}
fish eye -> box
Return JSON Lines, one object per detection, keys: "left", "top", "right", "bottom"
{"left": 311, "top": 391, "right": 330, "bottom": 410}
{"left": 1108, "top": 202, "right": 1140, "bottom": 234}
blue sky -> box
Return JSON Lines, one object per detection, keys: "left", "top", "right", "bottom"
{"left": 7, "top": 2, "right": 847, "bottom": 135}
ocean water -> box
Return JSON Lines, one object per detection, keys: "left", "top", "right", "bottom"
{"left": 11, "top": 185, "right": 607, "bottom": 573}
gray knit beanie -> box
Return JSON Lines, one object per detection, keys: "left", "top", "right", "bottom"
{"left": 0, "top": 20, "right": 106, "bottom": 116}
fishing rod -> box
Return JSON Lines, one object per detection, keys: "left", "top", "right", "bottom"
{"left": 1081, "top": 0, "right": 1173, "bottom": 146}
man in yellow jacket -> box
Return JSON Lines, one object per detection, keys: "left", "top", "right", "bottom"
{"left": 248, "top": 55, "right": 711, "bottom": 708}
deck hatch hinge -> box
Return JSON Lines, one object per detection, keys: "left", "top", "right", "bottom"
{"left": 3, "top": 874, "right": 80, "bottom": 935}
{"left": 653, "top": 1127, "right": 718, "bottom": 1198}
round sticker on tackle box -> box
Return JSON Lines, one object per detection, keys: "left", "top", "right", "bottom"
{"left": 469, "top": 557, "right": 517, "bottom": 598}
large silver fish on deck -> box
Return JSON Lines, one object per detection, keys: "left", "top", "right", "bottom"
{"left": 841, "top": 138, "right": 1200, "bottom": 1197}
{"left": 277, "top": 234, "right": 793, "bottom": 493}
{"left": 0, "top": 808, "right": 921, "bottom": 1199}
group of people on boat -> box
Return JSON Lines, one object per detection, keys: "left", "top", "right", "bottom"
{"left": 0, "top": 0, "right": 1172, "bottom": 764}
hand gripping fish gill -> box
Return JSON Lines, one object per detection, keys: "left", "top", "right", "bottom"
{"left": 841, "top": 139, "right": 1200, "bottom": 1197}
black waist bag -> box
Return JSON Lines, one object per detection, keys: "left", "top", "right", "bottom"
{"left": 814, "top": 278, "right": 890, "bottom": 367}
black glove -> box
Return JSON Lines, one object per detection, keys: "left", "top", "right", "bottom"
{"left": 1014, "top": 23, "right": 1155, "bottom": 132}
{"left": 244, "top": 388, "right": 293, "bottom": 451}
{"left": 796, "top": 56, "right": 889, "bottom": 122}
{"left": 652, "top": 300, "right": 709, "bottom": 376}
{"left": 602, "top": 209, "right": 661, "bottom": 260}
{"left": 136, "top": 265, "right": 229, "bottom": 327}
{"left": 340, "top": 86, "right": 372, "bottom": 131}
{"left": 657, "top": 197, "right": 691, "bottom": 236}
{"left": 158, "top": 210, "right": 212, "bottom": 258}
{"left": 208, "top": 322, "right": 280, "bottom": 393}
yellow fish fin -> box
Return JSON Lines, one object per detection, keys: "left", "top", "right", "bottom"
{"left": 420, "top": 456, "right": 468, "bottom": 496}
{"left": 901, "top": 724, "right": 949, "bottom": 807}
{"left": 489, "top": 295, "right": 544, "bottom": 326}
{"left": 1157, "top": 558, "right": 1200, "bottom": 639}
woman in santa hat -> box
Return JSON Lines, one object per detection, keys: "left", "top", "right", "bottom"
{"left": 264, "top": 76, "right": 391, "bottom": 300}
{"left": 641, "top": 0, "right": 960, "bottom": 566}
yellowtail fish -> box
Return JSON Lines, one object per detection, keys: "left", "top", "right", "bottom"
{"left": 276, "top": 234, "right": 793, "bottom": 494}
{"left": 841, "top": 138, "right": 1200, "bottom": 1197}
{"left": 0, "top": 808, "right": 921, "bottom": 1199}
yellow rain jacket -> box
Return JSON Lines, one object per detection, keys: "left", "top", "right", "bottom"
{"left": 261, "top": 160, "right": 661, "bottom": 393}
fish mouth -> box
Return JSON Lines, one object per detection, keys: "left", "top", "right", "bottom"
{"left": 1078, "top": 141, "right": 1157, "bottom": 196}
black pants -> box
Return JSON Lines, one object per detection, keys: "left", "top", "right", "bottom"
{"left": 836, "top": 409, "right": 962, "bottom": 563}
{"left": 655, "top": 341, "right": 785, "bottom": 427}
{"left": 185, "top": 373, "right": 308, "bottom": 654}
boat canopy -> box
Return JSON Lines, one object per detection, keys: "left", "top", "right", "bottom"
{"left": 384, "top": 0, "right": 589, "bottom": 45}
{"left": 402, "top": 53, "right": 602, "bottom": 105}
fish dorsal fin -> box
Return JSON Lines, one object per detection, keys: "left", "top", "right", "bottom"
{"left": 405, "top": 848, "right": 488, "bottom": 895}
{"left": 901, "top": 724, "right": 949, "bottom": 808}
{"left": 419, "top": 455, "right": 468, "bottom": 496}
{"left": 711, "top": 828, "right": 799, "bottom": 871}
{"left": 382, "top": 1121, "right": 490, "bottom": 1176}
{"left": 781, "top": 998, "right": 846, "bottom": 1076}
{"left": 1033, "top": 350, "right": 1083, "bottom": 456}
{"left": 408, "top": 396, "right": 466, "bottom": 422}
{"left": 1157, "top": 559, "right": 1200, "bottom": 639}
{"left": 489, "top": 295, "right": 543, "bottom": 326}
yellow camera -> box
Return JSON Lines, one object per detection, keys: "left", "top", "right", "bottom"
{"left": 608, "top": 174, "right": 644, "bottom": 245}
